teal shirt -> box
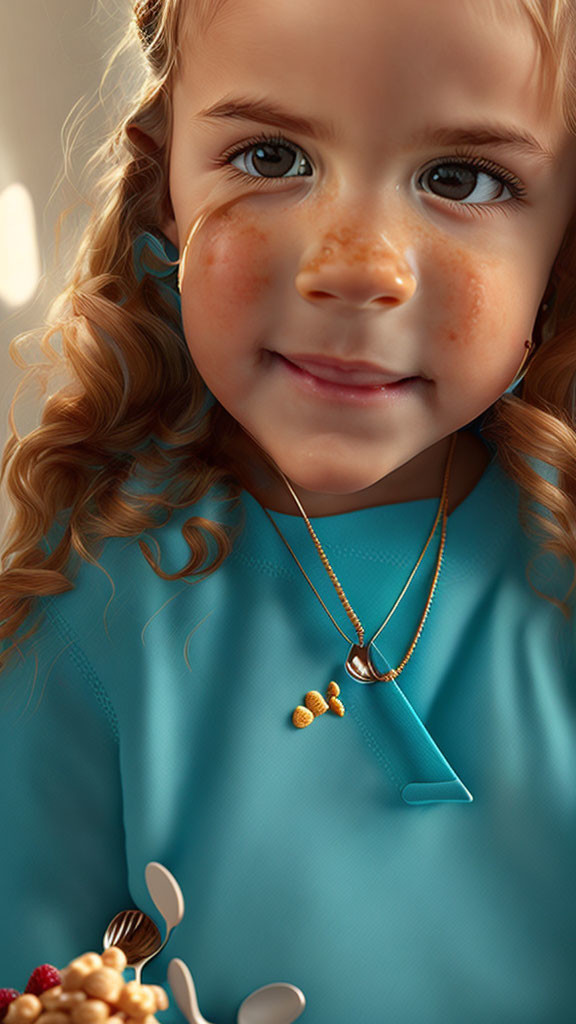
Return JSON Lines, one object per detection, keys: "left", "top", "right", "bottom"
{"left": 1, "top": 448, "right": 575, "bottom": 1023}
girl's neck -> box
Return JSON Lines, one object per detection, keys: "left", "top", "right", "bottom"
{"left": 223, "top": 428, "right": 492, "bottom": 518}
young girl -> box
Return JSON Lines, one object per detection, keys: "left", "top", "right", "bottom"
{"left": 2, "top": 0, "right": 576, "bottom": 1019}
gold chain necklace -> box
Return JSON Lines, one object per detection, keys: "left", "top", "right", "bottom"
{"left": 258, "top": 432, "right": 458, "bottom": 727}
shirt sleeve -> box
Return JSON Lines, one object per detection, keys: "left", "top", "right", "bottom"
{"left": 0, "top": 598, "right": 134, "bottom": 987}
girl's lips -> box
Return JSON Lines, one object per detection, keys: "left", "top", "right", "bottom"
{"left": 272, "top": 352, "right": 423, "bottom": 405}
{"left": 285, "top": 355, "right": 410, "bottom": 385}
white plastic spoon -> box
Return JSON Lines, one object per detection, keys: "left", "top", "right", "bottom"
{"left": 125, "top": 862, "right": 185, "bottom": 981}
{"left": 237, "top": 982, "right": 306, "bottom": 1024}
{"left": 168, "top": 959, "right": 306, "bottom": 1024}
{"left": 168, "top": 958, "right": 214, "bottom": 1024}
{"left": 145, "top": 861, "right": 185, "bottom": 936}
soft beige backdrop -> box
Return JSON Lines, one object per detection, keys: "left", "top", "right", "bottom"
{"left": 0, "top": 0, "right": 132, "bottom": 530}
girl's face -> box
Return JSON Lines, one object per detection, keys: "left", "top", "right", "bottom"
{"left": 155, "top": 0, "right": 576, "bottom": 512}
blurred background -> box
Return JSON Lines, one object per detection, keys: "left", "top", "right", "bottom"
{"left": 0, "top": 0, "right": 133, "bottom": 524}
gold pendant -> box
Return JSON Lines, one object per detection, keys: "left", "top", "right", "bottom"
{"left": 292, "top": 681, "right": 345, "bottom": 728}
{"left": 345, "top": 643, "right": 395, "bottom": 682}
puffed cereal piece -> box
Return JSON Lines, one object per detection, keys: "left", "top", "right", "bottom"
{"left": 100, "top": 949, "right": 127, "bottom": 973}
{"left": 5, "top": 995, "right": 43, "bottom": 1024}
{"left": 70, "top": 999, "right": 109, "bottom": 1024}
{"left": 328, "top": 696, "right": 345, "bottom": 716}
{"left": 149, "top": 987, "right": 169, "bottom": 1012}
{"left": 61, "top": 962, "right": 92, "bottom": 993}
{"left": 117, "top": 985, "right": 156, "bottom": 1019}
{"left": 38, "top": 991, "right": 61, "bottom": 1011}
{"left": 77, "top": 956, "right": 102, "bottom": 974}
{"left": 40, "top": 989, "right": 86, "bottom": 1012}
{"left": 304, "top": 690, "right": 328, "bottom": 716}
{"left": 326, "top": 681, "right": 340, "bottom": 698}
{"left": 37, "top": 1012, "right": 70, "bottom": 1024}
{"left": 83, "top": 971, "right": 122, "bottom": 1005}
{"left": 292, "top": 705, "right": 314, "bottom": 728}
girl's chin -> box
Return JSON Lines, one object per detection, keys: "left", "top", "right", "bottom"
{"left": 222, "top": 422, "right": 415, "bottom": 507}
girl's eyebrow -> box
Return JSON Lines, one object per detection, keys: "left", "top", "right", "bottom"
{"left": 195, "top": 94, "right": 555, "bottom": 165}
{"left": 422, "top": 124, "right": 555, "bottom": 165}
{"left": 196, "top": 95, "right": 337, "bottom": 142}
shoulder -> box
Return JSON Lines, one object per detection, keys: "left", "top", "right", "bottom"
{"left": 31, "top": 483, "right": 245, "bottom": 675}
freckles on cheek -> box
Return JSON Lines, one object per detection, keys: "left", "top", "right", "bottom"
{"left": 184, "top": 216, "right": 276, "bottom": 337}
{"left": 432, "top": 252, "right": 503, "bottom": 363}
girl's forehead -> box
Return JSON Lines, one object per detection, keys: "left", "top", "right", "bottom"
{"left": 181, "top": 0, "right": 541, "bottom": 84}
{"left": 183, "top": 0, "right": 536, "bottom": 50}
{"left": 177, "top": 0, "right": 558, "bottom": 147}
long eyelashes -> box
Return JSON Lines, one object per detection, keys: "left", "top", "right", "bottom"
{"left": 215, "top": 132, "right": 310, "bottom": 192}
{"left": 214, "top": 131, "right": 529, "bottom": 211}
{"left": 434, "top": 147, "right": 528, "bottom": 203}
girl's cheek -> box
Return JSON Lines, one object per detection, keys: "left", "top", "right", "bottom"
{"left": 181, "top": 207, "right": 281, "bottom": 345}
{"left": 428, "top": 248, "right": 519, "bottom": 374}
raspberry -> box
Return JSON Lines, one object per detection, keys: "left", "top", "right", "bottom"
{"left": 24, "top": 965, "right": 61, "bottom": 996}
{"left": 0, "top": 991, "right": 20, "bottom": 1022}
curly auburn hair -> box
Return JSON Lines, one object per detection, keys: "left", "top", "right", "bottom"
{"left": 2, "top": 0, "right": 576, "bottom": 682}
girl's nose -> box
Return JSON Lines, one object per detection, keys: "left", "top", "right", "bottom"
{"left": 295, "top": 234, "right": 417, "bottom": 312}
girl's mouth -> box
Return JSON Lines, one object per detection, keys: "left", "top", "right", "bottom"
{"left": 270, "top": 352, "right": 424, "bottom": 406}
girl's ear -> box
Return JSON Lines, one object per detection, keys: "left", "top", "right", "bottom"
{"left": 126, "top": 124, "right": 161, "bottom": 155}
{"left": 126, "top": 125, "right": 180, "bottom": 250}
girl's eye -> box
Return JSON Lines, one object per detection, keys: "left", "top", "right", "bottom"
{"left": 418, "top": 159, "right": 525, "bottom": 206}
{"left": 218, "top": 132, "right": 527, "bottom": 208}
{"left": 222, "top": 133, "right": 314, "bottom": 181}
